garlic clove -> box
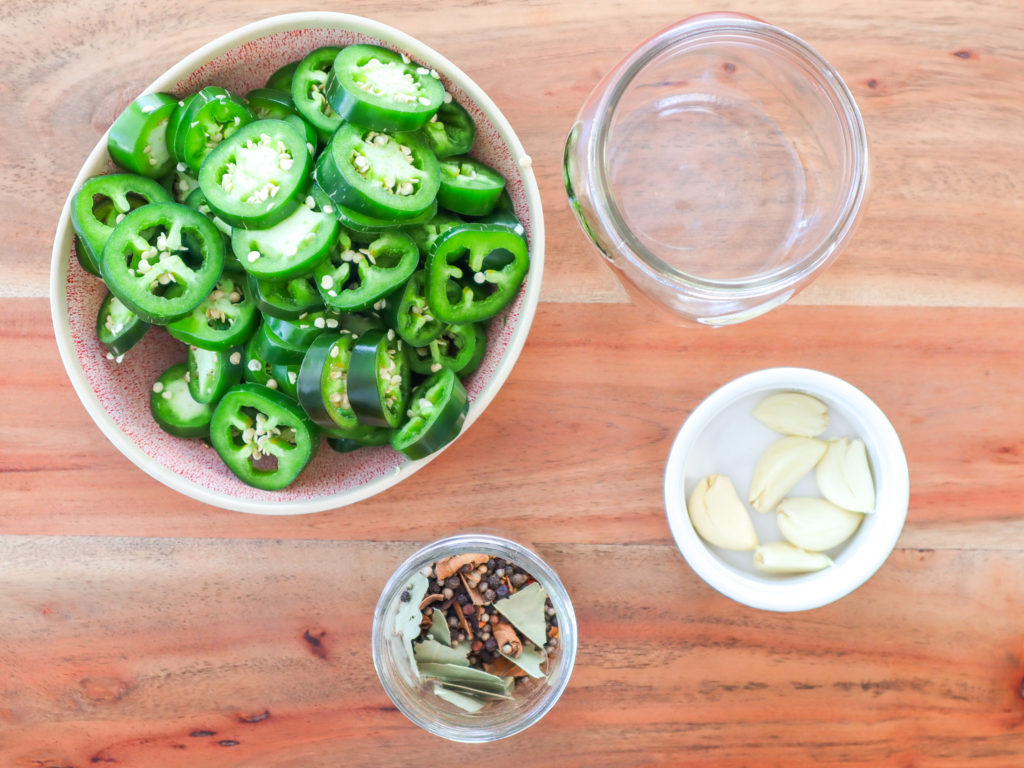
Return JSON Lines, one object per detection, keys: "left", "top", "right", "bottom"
{"left": 815, "top": 437, "right": 876, "bottom": 513}
{"left": 687, "top": 474, "right": 759, "bottom": 551}
{"left": 776, "top": 497, "right": 864, "bottom": 551}
{"left": 752, "top": 392, "right": 829, "bottom": 437}
{"left": 753, "top": 541, "right": 834, "bottom": 574}
{"left": 748, "top": 436, "right": 827, "bottom": 513}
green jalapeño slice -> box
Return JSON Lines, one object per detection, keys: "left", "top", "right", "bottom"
{"left": 198, "top": 119, "right": 311, "bottom": 229}
{"left": 296, "top": 333, "right": 359, "bottom": 431}
{"left": 291, "top": 46, "right": 344, "bottom": 143}
{"left": 314, "top": 122, "right": 439, "bottom": 221}
{"left": 325, "top": 44, "right": 445, "bottom": 132}
{"left": 421, "top": 99, "right": 476, "bottom": 159}
{"left": 313, "top": 230, "right": 418, "bottom": 312}
{"left": 210, "top": 383, "right": 319, "bottom": 490}
{"left": 391, "top": 368, "right": 469, "bottom": 460}
{"left": 107, "top": 92, "right": 179, "bottom": 178}
{"left": 100, "top": 202, "right": 225, "bottom": 325}
{"left": 425, "top": 223, "right": 529, "bottom": 324}
{"left": 167, "top": 272, "right": 259, "bottom": 351}
{"left": 171, "top": 86, "right": 255, "bottom": 174}
{"left": 347, "top": 328, "right": 410, "bottom": 428}
{"left": 437, "top": 156, "right": 506, "bottom": 217}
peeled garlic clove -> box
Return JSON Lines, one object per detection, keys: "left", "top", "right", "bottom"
{"left": 748, "top": 436, "right": 827, "bottom": 513}
{"left": 753, "top": 541, "right": 834, "bottom": 574}
{"left": 815, "top": 437, "right": 876, "bottom": 513}
{"left": 777, "top": 497, "right": 864, "bottom": 551}
{"left": 687, "top": 475, "right": 759, "bottom": 551}
{"left": 752, "top": 392, "right": 829, "bottom": 437}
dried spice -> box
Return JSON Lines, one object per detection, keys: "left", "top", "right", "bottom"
{"left": 396, "top": 553, "right": 559, "bottom": 713}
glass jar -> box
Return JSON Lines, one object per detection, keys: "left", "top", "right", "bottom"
{"left": 564, "top": 13, "right": 869, "bottom": 326}
{"left": 372, "top": 533, "right": 577, "bottom": 742}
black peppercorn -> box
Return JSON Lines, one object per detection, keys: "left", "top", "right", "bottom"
{"left": 496, "top": 584, "right": 509, "bottom": 598}
{"left": 445, "top": 576, "right": 461, "bottom": 589}
{"left": 400, "top": 590, "right": 410, "bottom": 602}
{"left": 483, "top": 589, "right": 497, "bottom": 602}
{"left": 487, "top": 574, "right": 501, "bottom": 588}
{"left": 484, "top": 637, "right": 497, "bottom": 651}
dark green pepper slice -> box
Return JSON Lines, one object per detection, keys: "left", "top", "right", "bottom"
{"left": 437, "top": 156, "right": 506, "bottom": 217}
{"left": 325, "top": 422, "right": 391, "bottom": 452}
{"left": 243, "top": 328, "right": 273, "bottom": 386}
{"left": 391, "top": 368, "right": 468, "bottom": 460}
{"left": 253, "top": 311, "right": 338, "bottom": 364}
{"left": 347, "top": 328, "right": 410, "bottom": 427}
{"left": 266, "top": 60, "right": 299, "bottom": 92}
{"left": 100, "top": 202, "right": 225, "bottom": 325}
{"left": 187, "top": 344, "right": 243, "bottom": 404}
{"left": 171, "top": 86, "right": 254, "bottom": 174}
{"left": 325, "top": 44, "right": 445, "bottom": 132}
{"left": 167, "top": 272, "right": 259, "bottom": 351}
{"left": 246, "top": 272, "right": 324, "bottom": 320}
{"left": 71, "top": 173, "right": 172, "bottom": 275}
{"left": 245, "top": 87, "right": 296, "bottom": 120}
{"left": 314, "top": 122, "right": 439, "bottom": 221}
{"left": 314, "top": 230, "right": 418, "bottom": 312}
{"left": 425, "top": 223, "right": 529, "bottom": 324}
{"left": 388, "top": 270, "right": 443, "bottom": 346}
{"left": 291, "top": 46, "right": 344, "bottom": 143}
{"left": 74, "top": 235, "right": 101, "bottom": 278}
{"left": 209, "top": 382, "right": 319, "bottom": 490}
{"left": 150, "top": 362, "right": 215, "bottom": 438}
{"left": 165, "top": 95, "right": 195, "bottom": 157}
{"left": 231, "top": 196, "right": 340, "bottom": 281}
{"left": 404, "top": 210, "right": 463, "bottom": 256}
{"left": 197, "top": 119, "right": 311, "bottom": 229}
{"left": 296, "top": 333, "right": 358, "bottom": 431}
{"left": 270, "top": 360, "right": 302, "bottom": 399}
{"left": 421, "top": 99, "right": 475, "bottom": 158}
{"left": 96, "top": 291, "right": 149, "bottom": 357}
{"left": 408, "top": 322, "right": 486, "bottom": 378}
{"left": 107, "top": 92, "right": 178, "bottom": 178}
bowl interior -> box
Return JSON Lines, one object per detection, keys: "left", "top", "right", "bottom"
{"left": 665, "top": 368, "right": 909, "bottom": 611}
{"left": 605, "top": 20, "right": 858, "bottom": 284}
{"left": 54, "top": 16, "right": 541, "bottom": 513}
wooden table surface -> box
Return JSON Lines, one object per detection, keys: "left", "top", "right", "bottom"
{"left": 3, "top": 0, "right": 1024, "bottom": 765}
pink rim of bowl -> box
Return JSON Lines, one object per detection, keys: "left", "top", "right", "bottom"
{"left": 50, "top": 12, "right": 545, "bottom": 515}
{"left": 664, "top": 367, "right": 909, "bottom": 612}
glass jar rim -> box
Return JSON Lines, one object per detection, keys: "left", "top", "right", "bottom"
{"left": 371, "top": 532, "right": 578, "bottom": 742}
{"left": 588, "top": 14, "right": 870, "bottom": 296}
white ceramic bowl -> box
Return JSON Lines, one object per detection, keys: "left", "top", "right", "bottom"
{"left": 50, "top": 12, "right": 544, "bottom": 515}
{"left": 664, "top": 367, "right": 909, "bottom": 611}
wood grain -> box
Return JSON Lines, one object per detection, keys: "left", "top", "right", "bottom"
{"left": 2, "top": 536, "right": 1023, "bottom": 767}
{"left": 3, "top": 0, "right": 1024, "bottom": 764}
{"left": 3, "top": 299, "right": 1023, "bottom": 553}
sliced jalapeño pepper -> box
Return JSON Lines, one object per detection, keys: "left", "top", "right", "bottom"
{"left": 247, "top": 272, "right": 324, "bottom": 320}
{"left": 150, "top": 362, "right": 216, "bottom": 438}
{"left": 291, "top": 46, "right": 344, "bottom": 143}
{"left": 437, "top": 156, "right": 506, "bottom": 217}
{"left": 187, "top": 344, "right": 243, "bottom": 404}
{"left": 347, "top": 328, "right": 410, "bottom": 427}
{"left": 266, "top": 60, "right": 300, "bottom": 92}
{"left": 100, "top": 202, "right": 225, "bottom": 325}
{"left": 71, "top": 173, "right": 172, "bottom": 275}
{"left": 425, "top": 223, "right": 529, "bottom": 324}
{"left": 408, "top": 322, "right": 486, "bottom": 378}
{"left": 296, "top": 332, "right": 358, "bottom": 430}
{"left": 391, "top": 368, "right": 468, "bottom": 460}
{"left": 209, "top": 382, "right": 319, "bottom": 490}
{"left": 404, "top": 210, "right": 463, "bottom": 256}
{"left": 245, "top": 88, "right": 296, "bottom": 120}
{"left": 96, "top": 291, "right": 149, "bottom": 357}
{"left": 270, "top": 360, "right": 302, "bottom": 399}
{"left": 325, "top": 422, "right": 391, "bottom": 452}
{"left": 167, "top": 272, "right": 259, "bottom": 351}
{"left": 314, "top": 230, "right": 418, "bottom": 312}
{"left": 387, "top": 270, "right": 444, "bottom": 346}
{"left": 252, "top": 310, "right": 336, "bottom": 364}
{"left": 107, "top": 92, "right": 179, "bottom": 178}
{"left": 314, "top": 122, "right": 439, "bottom": 221}
{"left": 325, "top": 44, "right": 445, "bottom": 132}
{"left": 74, "top": 235, "right": 101, "bottom": 278}
{"left": 231, "top": 197, "right": 340, "bottom": 281}
{"left": 421, "top": 99, "right": 476, "bottom": 158}
{"left": 171, "top": 86, "right": 254, "bottom": 174}
{"left": 198, "top": 119, "right": 311, "bottom": 229}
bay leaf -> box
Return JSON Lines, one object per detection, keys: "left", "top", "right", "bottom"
{"left": 433, "top": 683, "right": 486, "bottom": 713}
{"left": 428, "top": 606, "right": 451, "bottom": 646}
{"left": 493, "top": 581, "right": 549, "bottom": 648}
{"left": 417, "top": 662, "right": 509, "bottom": 695}
{"left": 433, "top": 680, "right": 514, "bottom": 701}
{"left": 394, "top": 573, "right": 429, "bottom": 680}
{"left": 498, "top": 644, "right": 547, "bottom": 679}
{"left": 414, "top": 638, "right": 470, "bottom": 667}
